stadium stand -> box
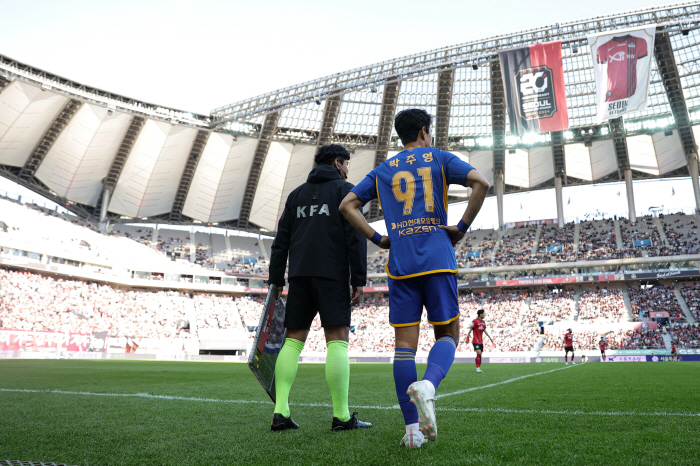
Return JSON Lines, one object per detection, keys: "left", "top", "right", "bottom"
{"left": 0, "top": 268, "right": 246, "bottom": 340}
{"left": 576, "top": 219, "right": 618, "bottom": 261}
{"left": 536, "top": 222, "right": 577, "bottom": 263}
{"left": 491, "top": 226, "right": 538, "bottom": 266}
{"left": 577, "top": 287, "right": 627, "bottom": 322}
{"left": 661, "top": 214, "right": 700, "bottom": 256}
{"left": 523, "top": 289, "right": 575, "bottom": 324}
{"left": 456, "top": 228, "right": 497, "bottom": 267}
{"left": 680, "top": 283, "right": 700, "bottom": 321}
{"left": 670, "top": 323, "right": 700, "bottom": 348}
{"left": 619, "top": 216, "right": 663, "bottom": 258}
{"left": 481, "top": 292, "right": 528, "bottom": 328}
{"left": 629, "top": 284, "right": 685, "bottom": 321}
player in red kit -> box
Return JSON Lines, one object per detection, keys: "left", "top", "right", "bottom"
{"left": 564, "top": 328, "right": 575, "bottom": 365}
{"left": 671, "top": 342, "right": 677, "bottom": 361}
{"left": 599, "top": 337, "right": 607, "bottom": 362}
{"left": 466, "top": 309, "right": 494, "bottom": 373}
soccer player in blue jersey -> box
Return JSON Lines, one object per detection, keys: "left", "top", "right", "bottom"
{"left": 340, "top": 108, "right": 489, "bottom": 448}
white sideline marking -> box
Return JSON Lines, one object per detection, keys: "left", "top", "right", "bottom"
{"left": 439, "top": 362, "right": 581, "bottom": 398}
{"left": 2, "top": 386, "right": 699, "bottom": 418}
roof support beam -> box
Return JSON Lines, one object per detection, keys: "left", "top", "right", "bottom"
{"left": 368, "top": 82, "right": 399, "bottom": 221}
{"left": 0, "top": 76, "right": 10, "bottom": 93}
{"left": 97, "top": 116, "right": 146, "bottom": 213}
{"left": 490, "top": 60, "right": 506, "bottom": 230}
{"left": 317, "top": 95, "right": 343, "bottom": 147}
{"left": 19, "top": 99, "right": 82, "bottom": 180}
{"left": 654, "top": 31, "right": 700, "bottom": 214}
{"left": 435, "top": 70, "right": 454, "bottom": 150}
{"left": 551, "top": 131, "right": 567, "bottom": 228}
{"left": 610, "top": 117, "right": 636, "bottom": 223}
{"left": 170, "top": 129, "right": 210, "bottom": 223}
{"left": 238, "top": 111, "right": 280, "bottom": 230}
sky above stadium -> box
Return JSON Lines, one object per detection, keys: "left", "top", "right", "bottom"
{"left": 0, "top": 0, "right": 680, "bottom": 114}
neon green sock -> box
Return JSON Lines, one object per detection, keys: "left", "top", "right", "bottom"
{"left": 326, "top": 340, "right": 351, "bottom": 421}
{"left": 273, "top": 338, "right": 305, "bottom": 417}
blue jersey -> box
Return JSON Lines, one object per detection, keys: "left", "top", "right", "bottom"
{"left": 351, "top": 147, "right": 474, "bottom": 279}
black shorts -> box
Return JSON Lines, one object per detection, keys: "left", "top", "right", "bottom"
{"left": 473, "top": 343, "right": 483, "bottom": 351}
{"left": 284, "top": 277, "right": 350, "bottom": 330}
{"left": 600, "top": 350, "right": 606, "bottom": 355}
{"left": 565, "top": 346, "right": 574, "bottom": 352}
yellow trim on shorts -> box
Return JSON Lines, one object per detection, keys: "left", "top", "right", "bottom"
{"left": 428, "top": 314, "right": 460, "bottom": 326}
{"left": 385, "top": 266, "right": 459, "bottom": 280}
{"left": 390, "top": 320, "right": 421, "bottom": 328}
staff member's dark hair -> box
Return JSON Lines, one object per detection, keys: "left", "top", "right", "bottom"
{"left": 315, "top": 144, "right": 350, "bottom": 165}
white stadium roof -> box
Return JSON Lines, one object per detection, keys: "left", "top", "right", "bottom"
{"left": 1, "top": 2, "right": 700, "bottom": 232}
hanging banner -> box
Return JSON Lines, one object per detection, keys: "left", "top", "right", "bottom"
{"left": 499, "top": 40, "right": 569, "bottom": 136}
{"left": 588, "top": 26, "right": 656, "bottom": 122}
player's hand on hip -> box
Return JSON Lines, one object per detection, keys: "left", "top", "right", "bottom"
{"left": 378, "top": 235, "right": 391, "bottom": 249}
{"left": 350, "top": 286, "right": 363, "bottom": 306}
{"left": 438, "top": 225, "right": 465, "bottom": 247}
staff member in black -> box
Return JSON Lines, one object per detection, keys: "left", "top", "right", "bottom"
{"left": 268, "top": 144, "right": 371, "bottom": 432}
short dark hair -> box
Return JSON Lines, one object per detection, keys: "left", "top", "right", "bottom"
{"left": 315, "top": 144, "right": 350, "bottom": 166}
{"left": 394, "top": 108, "right": 433, "bottom": 145}
{"left": 477, "top": 309, "right": 485, "bottom": 317}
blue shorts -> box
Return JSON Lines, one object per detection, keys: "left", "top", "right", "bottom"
{"left": 388, "top": 272, "right": 459, "bottom": 327}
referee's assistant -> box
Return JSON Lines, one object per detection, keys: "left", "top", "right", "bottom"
{"left": 268, "top": 144, "right": 371, "bottom": 432}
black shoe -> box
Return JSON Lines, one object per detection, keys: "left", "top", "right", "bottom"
{"left": 331, "top": 412, "right": 373, "bottom": 431}
{"left": 271, "top": 413, "right": 299, "bottom": 431}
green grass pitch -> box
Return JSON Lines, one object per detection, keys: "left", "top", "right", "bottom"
{"left": 1, "top": 360, "right": 699, "bottom": 465}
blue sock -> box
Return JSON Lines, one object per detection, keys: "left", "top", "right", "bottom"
{"left": 393, "top": 348, "right": 418, "bottom": 425}
{"left": 423, "top": 336, "right": 457, "bottom": 391}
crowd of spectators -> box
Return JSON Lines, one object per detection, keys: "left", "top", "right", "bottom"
{"left": 367, "top": 249, "right": 389, "bottom": 274}
{"left": 680, "top": 283, "right": 700, "bottom": 321}
{"left": 629, "top": 285, "right": 684, "bottom": 321}
{"left": 542, "top": 327, "right": 666, "bottom": 351}
{"left": 577, "top": 287, "right": 626, "bottom": 322}
{"left": 481, "top": 292, "right": 527, "bottom": 328}
{"left": 661, "top": 214, "right": 700, "bottom": 256}
{"left": 541, "top": 328, "right": 600, "bottom": 351}
{"left": 606, "top": 328, "right": 665, "bottom": 349}
{"left": 489, "top": 227, "right": 538, "bottom": 266}
{"left": 0, "top": 268, "right": 242, "bottom": 340}
{"left": 522, "top": 289, "right": 575, "bottom": 324}
{"left": 536, "top": 223, "right": 577, "bottom": 263}
{"left": 576, "top": 219, "right": 617, "bottom": 261}
{"left": 670, "top": 323, "right": 700, "bottom": 348}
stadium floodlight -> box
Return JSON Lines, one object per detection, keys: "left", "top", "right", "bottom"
{"left": 600, "top": 126, "right": 609, "bottom": 136}
{"left": 563, "top": 131, "right": 574, "bottom": 140}
{"left": 475, "top": 136, "right": 493, "bottom": 147}
{"left": 505, "top": 135, "right": 520, "bottom": 145}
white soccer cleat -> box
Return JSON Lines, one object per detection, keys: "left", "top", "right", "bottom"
{"left": 400, "top": 428, "right": 428, "bottom": 449}
{"left": 475, "top": 367, "right": 483, "bottom": 373}
{"left": 571, "top": 362, "right": 575, "bottom": 365}
{"left": 565, "top": 362, "right": 569, "bottom": 365}
{"left": 407, "top": 381, "right": 437, "bottom": 441}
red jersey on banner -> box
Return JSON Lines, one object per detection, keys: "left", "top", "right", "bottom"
{"left": 596, "top": 35, "right": 648, "bottom": 102}
{"left": 564, "top": 333, "right": 573, "bottom": 347}
{"left": 471, "top": 319, "right": 486, "bottom": 344}
{"left": 599, "top": 340, "right": 607, "bottom": 351}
